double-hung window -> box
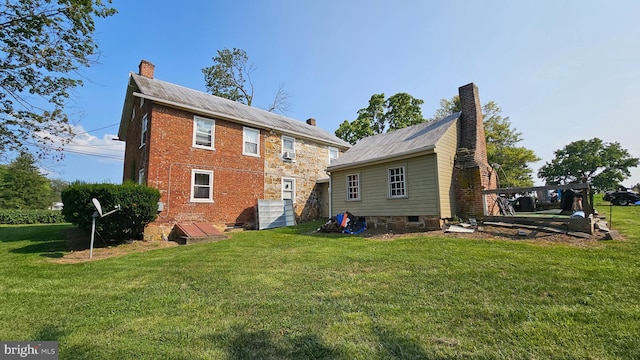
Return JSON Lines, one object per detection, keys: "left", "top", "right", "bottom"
{"left": 191, "top": 169, "right": 213, "bottom": 202}
{"left": 388, "top": 166, "right": 406, "bottom": 198}
{"left": 328, "top": 147, "right": 339, "bottom": 163}
{"left": 193, "top": 116, "right": 215, "bottom": 149}
{"left": 140, "top": 113, "right": 148, "bottom": 147}
{"left": 243, "top": 127, "right": 260, "bottom": 156}
{"left": 346, "top": 174, "right": 360, "bottom": 201}
{"left": 282, "top": 136, "right": 295, "bottom": 160}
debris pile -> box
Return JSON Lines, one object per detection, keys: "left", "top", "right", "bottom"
{"left": 318, "top": 212, "right": 367, "bottom": 234}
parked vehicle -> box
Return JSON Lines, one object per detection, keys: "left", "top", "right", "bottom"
{"left": 603, "top": 186, "right": 640, "bottom": 206}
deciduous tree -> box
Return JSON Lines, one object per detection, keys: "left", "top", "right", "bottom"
{"left": 538, "top": 138, "right": 639, "bottom": 191}
{"left": 0, "top": 0, "right": 116, "bottom": 159}
{"left": 202, "top": 48, "right": 291, "bottom": 114}
{"left": 431, "top": 96, "right": 540, "bottom": 187}
{"left": 335, "top": 93, "right": 425, "bottom": 145}
{"left": 0, "top": 152, "right": 52, "bottom": 209}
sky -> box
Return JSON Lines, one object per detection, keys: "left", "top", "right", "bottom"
{"left": 33, "top": 0, "right": 640, "bottom": 186}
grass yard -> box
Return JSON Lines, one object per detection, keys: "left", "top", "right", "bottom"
{"left": 0, "top": 201, "right": 639, "bottom": 359}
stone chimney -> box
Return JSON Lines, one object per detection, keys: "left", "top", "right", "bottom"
{"left": 454, "top": 83, "right": 497, "bottom": 219}
{"left": 139, "top": 60, "right": 155, "bottom": 78}
{"left": 306, "top": 118, "right": 316, "bottom": 126}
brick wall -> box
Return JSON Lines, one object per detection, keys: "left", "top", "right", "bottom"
{"left": 454, "top": 83, "right": 496, "bottom": 219}
{"left": 126, "top": 103, "right": 265, "bottom": 230}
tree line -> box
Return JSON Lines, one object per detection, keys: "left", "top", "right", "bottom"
{"left": 0, "top": 0, "right": 637, "bottom": 196}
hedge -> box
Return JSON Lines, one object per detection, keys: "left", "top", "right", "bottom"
{"left": 61, "top": 183, "right": 161, "bottom": 243}
{"left": 0, "top": 209, "right": 66, "bottom": 224}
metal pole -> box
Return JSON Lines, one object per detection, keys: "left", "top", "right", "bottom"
{"left": 90, "top": 212, "right": 97, "bottom": 259}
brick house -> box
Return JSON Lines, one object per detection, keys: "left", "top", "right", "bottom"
{"left": 117, "top": 60, "right": 350, "bottom": 238}
{"left": 326, "top": 83, "right": 497, "bottom": 230}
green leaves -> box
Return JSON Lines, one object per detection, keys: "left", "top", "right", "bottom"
{"left": 202, "top": 48, "right": 254, "bottom": 106}
{"left": 0, "top": 152, "right": 53, "bottom": 209}
{"left": 335, "top": 93, "right": 426, "bottom": 145}
{"left": 0, "top": 0, "right": 116, "bottom": 158}
{"left": 538, "top": 138, "right": 640, "bottom": 191}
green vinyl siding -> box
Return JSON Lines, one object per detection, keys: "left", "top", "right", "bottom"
{"left": 331, "top": 156, "right": 439, "bottom": 217}
{"left": 434, "top": 118, "right": 459, "bottom": 218}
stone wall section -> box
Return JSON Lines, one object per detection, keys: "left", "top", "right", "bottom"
{"left": 263, "top": 132, "right": 334, "bottom": 221}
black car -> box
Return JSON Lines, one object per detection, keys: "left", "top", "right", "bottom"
{"left": 603, "top": 186, "right": 640, "bottom": 206}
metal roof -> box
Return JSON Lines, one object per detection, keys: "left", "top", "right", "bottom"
{"left": 118, "top": 73, "right": 351, "bottom": 149}
{"left": 326, "top": 112, "right": 460, "bottom": 171}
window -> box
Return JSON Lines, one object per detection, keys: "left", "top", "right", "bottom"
{"left": 282, "top": 178, "right": 295, "bottom": 201}
{"left": 138, "top": 168, "right": 145, "bottom": 184}
{"left": 328, "top": 147, "right": 339, "bottom": 162}
{"left": 131, "top": 107, "right": 135, "bottom": 121}
{"left": 193, "top": 116, "right": 215, "bottom": 149}
{"left": 140, "top": 113, "right": 148, "bottom": 147}
{"left": 346, "top": 174, "right": 360, "bottom": 201}
{"left": 282, "top": 135, "right": 295, "bottom": 159}
{"left": 191, "top": 169, "right": 213, "bottom": 202}
{"left": 388, "top": 166, "right": 406, "bottom": 198}
{"left": 243, "top": 127, "right": 260, "bottom": 156}
{"left": 140, "top": 97, "right": 145, "bottom": 108}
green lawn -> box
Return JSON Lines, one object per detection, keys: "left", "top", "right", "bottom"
{"left": 0, "top": 202, "right": 639, "bottom": 359}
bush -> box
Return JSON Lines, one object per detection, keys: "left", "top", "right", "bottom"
{"left": 0, "top": 209, "right": 66, "bottom": 224}
{"left": 61, "top": 183, "right": 160, "bottom": 242}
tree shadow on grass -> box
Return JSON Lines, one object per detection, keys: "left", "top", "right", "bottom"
{"left": 10, "top": 241, "right": 66, "bottom": 257}
{"left": 32, "top": 324, "right": 65, "bottom": 341}
{"left": 0, "top": 224, "right": 73, "bottom": 257}
{"left": 203, "top": 326, "right": 344, "bottom": 359}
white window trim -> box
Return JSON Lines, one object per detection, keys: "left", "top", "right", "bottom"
{"left": 388, "top": 166, "right": 407, "bottom": 199}
{"left": 282, "top": 135, "right": 296, "bottom": 159}
{"left": 192, "top": 116, "right": 215, "bottom": 150}
{"left": 328, "top": 146, "right": 339, "bottom": 162}
{"left": 282, "top": 177, "right": 296, "bottom": 201}
{"left": 140, "top": 113, "right": 148, "bottom": 148}
{"left": 282, "top": 135, "right": 295, "bottom": 151}
{"left": 190, "top": 169, "right": 214, "bottom": 203}
{"left": 243, "top": 127, "right": 260, "bottom": 157}
{"left": 138, "top": 168, "right": 145, "bottom": 184}
{"left": 346, "top": 173, "right": 361, "bottom": 201}
{"left": 139, "top": 97, "right": 145, "bottom": 108}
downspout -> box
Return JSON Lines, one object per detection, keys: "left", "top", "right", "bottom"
{"left": 327, "top": 171, "right": 332, "bottom": 218}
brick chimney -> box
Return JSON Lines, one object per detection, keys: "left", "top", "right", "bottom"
{"left": 306, "top": 118, "right": 316, "bottom": 126}
{"left": 139, "top": 60, "right": 155, "bottom": 78}
{"left": 454, "top": 83, "right": 497, "bottom": 219}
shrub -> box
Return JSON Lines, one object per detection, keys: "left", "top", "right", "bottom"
{"left": 0, "top": 209, "right": 66, "bottom": 224}
{"left": 61, "top": 183, "right": 160, "bottom": 242}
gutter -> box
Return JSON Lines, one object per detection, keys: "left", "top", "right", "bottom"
{"left": 326, "top": 145, "right": 437, "bottom": 172}
{"left": 131, "top": 92, "right": 350, "bottom": 149}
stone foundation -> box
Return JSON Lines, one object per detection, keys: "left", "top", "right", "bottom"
{"left": 143, "top": 224, "right": 173, "bottom": 241}
{"left": 366, "top": 215, "right": 443, "bottom": 231}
